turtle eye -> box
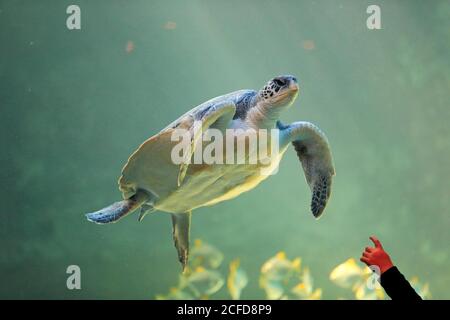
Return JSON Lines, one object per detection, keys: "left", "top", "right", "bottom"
{"left": 273, "top": 78, "right": 285, "bottom": 87}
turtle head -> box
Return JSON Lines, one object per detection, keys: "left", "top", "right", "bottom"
{"left": 258, "top": 75, "right": 299, "bottom": 108}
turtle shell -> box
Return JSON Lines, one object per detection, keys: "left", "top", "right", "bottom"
{"left": 118, "top": 114, "right": 193, "bottom": 200}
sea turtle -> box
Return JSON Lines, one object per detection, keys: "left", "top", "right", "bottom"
{"left": 86, "top": 75, "right": 335, "bottom": 271}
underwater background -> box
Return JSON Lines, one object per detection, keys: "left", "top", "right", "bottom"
{"left": 1, "top": 0, "right": 449, "bottom": 299}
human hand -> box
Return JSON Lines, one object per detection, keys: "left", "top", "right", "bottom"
{"left": 360, "top": 236, "right": 394, "bottom": 274}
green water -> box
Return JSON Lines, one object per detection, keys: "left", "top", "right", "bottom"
{"left": 1, "top": 0, "right": 449, "bottom": 299}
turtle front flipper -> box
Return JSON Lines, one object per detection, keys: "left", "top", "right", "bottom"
{"left": 86, "top": 190, "right": 150, "bottom": 224}
{"left": 177, "top": 101, "right": 236, "bottom": 186}
{"left": 279, "top": 121, "right": 335, "bottom": 219}
{"left": 171, "top": 212, "right": 192, "bottom": 272}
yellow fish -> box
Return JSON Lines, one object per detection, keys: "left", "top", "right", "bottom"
{"left": 260, "top": 252, "right": 301, "bottom": 281}
{"left": 329, "top": 258, "right": 384, "bottom": 300}
{"left": 329, "top": 258, "right": 367, "bottom": 289}
{"left": 180, "top": 266, "right": 224, "bottom": 298}
{"left": 227, "top": 259, "right": 248, "bottom": 300}
{"left": 190, "top": 239, "right": 224, "bottom": 269}
{"left": 260, "top": 252, "right": 303, "bottom": 299}
{"left": 290, "top": 268, "right": 322, "bottom": 300}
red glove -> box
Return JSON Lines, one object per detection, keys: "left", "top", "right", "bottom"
{"left": 360, "top": 236, "right": 394, "bottom": 274}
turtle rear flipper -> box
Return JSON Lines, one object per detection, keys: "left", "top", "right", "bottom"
{"left": 171, "top": 212, "right": 191, "bottom": 272}
{"left": 86, "top": 191, "right": 150, "bottom": 224}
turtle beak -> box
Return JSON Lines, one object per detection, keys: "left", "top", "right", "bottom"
{"left": 289, "top": 77, "right": 299, "bottom": 92}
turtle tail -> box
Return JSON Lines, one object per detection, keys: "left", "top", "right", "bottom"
{"left": 86, "top": 190, "right": 150, "bottom": 224}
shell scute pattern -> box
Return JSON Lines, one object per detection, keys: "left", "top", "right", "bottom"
{"left": 233, "top": 91, "right": 257, "bottom": 120}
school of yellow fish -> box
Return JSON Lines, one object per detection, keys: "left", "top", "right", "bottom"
{"left": 156, "top": 240, "right": 431, "bottom": 300}
{"left": 259, "top": 252, "right": 322, "bottom": 300}
{"left": 156, "top": 239, "right": 232, "bottom": 300}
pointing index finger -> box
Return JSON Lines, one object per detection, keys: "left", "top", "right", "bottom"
{"left": 370, "top": 236, "right": 383, "bottom": 249}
